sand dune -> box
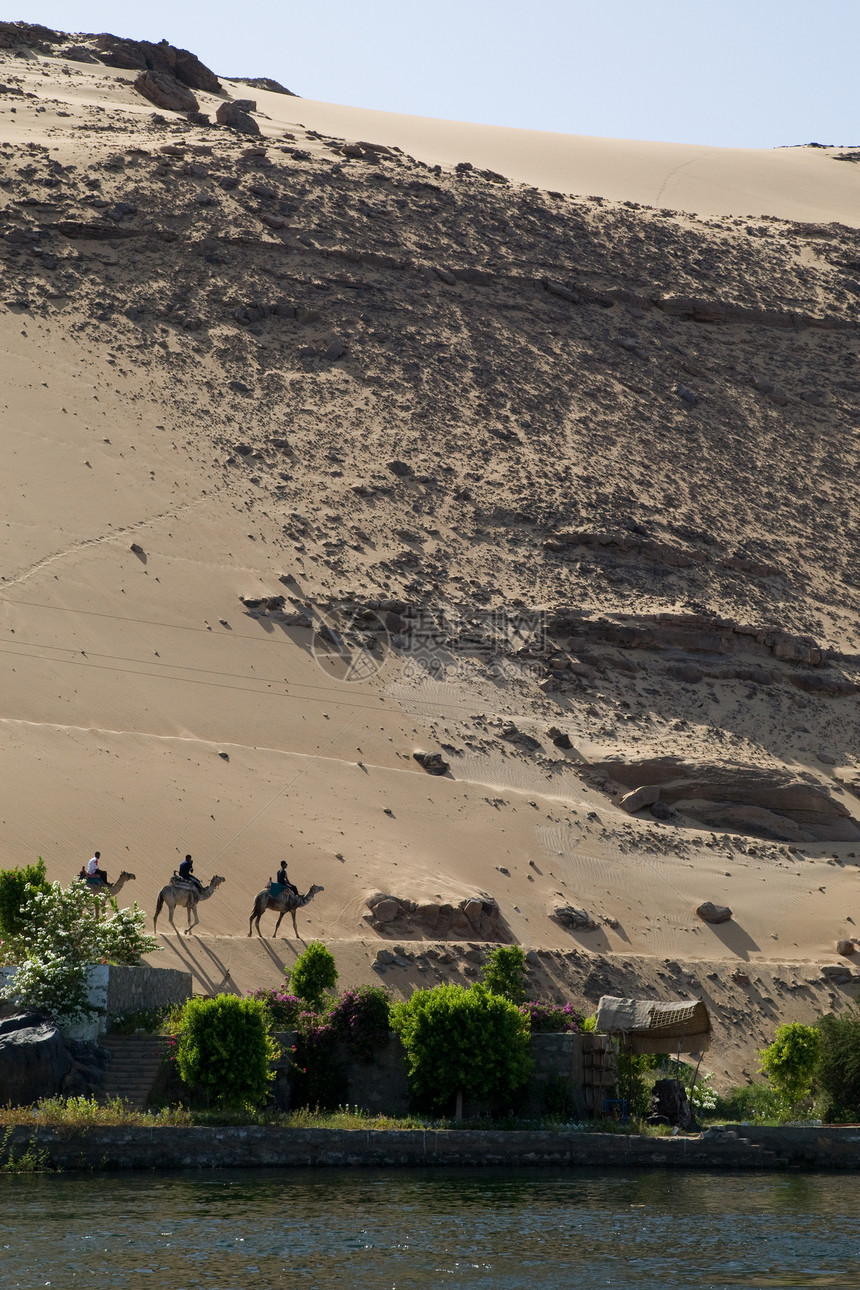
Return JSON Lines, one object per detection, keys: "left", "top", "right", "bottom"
{"left": 1, "top": 27, "right": 859, "bottom": 1082}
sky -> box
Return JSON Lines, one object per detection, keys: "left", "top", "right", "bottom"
{"left": 19, "top": 0, "right": 860, "bottom": 148}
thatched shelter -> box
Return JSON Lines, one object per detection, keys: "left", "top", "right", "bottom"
{"left": 595, "top": 996, "right": 712, "bottom": 1054}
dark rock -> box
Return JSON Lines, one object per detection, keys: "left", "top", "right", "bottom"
{"left": 134, "top": 70, "right": 199, "bottom": 114}
{"left": 548, "top": 727, "right": 573, "bottom": 749}
{"left": 836, "top": 939, "right": 856, "bottom": 956}
{"left": 388, "top": 460, "right": 413, "bottom": 477}
{"left": 0, "top": 1012, "right": 71, "bottom": 1106}
{"left": 696, "top": 901, "right": 733, "bottom": 924}
{"left": 324, "top": 339, "right": 347, "bottom": 360}
{"left": 650, "top": 1078, "right": 693, "bottom": 1129}
{"left": 215, "top": 101, "right": 260, "bottom": 136}
{"left": 413, "top": 751, "right": 450, "bottom": 776}
{"left": 93, "top": 35, "right": 221, "bottom": 92}
{"left": 675, "top": 383, "right": 699, "bottom": 406}
{"left": 500, "top": 724, "right": 542, "bottom": 753}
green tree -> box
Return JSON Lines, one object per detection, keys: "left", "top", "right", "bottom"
{"left": 818, "top": 1005, "right": 860, "bottom": 1122}
{"left": 760, "top": 1022, "right": 820, "bottom": 1106}
{"left": 481, "top": 945, "right": 527, "bottom": 1003}
{"left": 391, "top": 983, "right": 532, "bottom": 1115}
{"left": 175, "top": 995, "right": 277, "bottom": 1108}
{"left": 288, "top": 941, "right": 338, "bottom": 1010}
{"left": 0, "top": 858, "right": 51, "bottom": 940}
{"left": 1, "top": 881, "right": 157, "bottom": 1021}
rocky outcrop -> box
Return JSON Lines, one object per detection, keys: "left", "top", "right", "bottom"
{"left": 0, "top": 1011, "right": 70, "bottom": 1106}
{"left": 133, "top": 71, "right": 199, "bottom": 114}
{"left": 365, "top": 892, "right": 509, "bottom": 940}
{"left": 92, "top": 35, "right": 221, "bottom": 91}
{"left": 596, "top": 756, "right": 860, "bottom": 842}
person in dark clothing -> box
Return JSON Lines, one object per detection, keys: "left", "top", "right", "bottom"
{"left": 178, "top": 854, "right": 203, "bottom": 892}
{"left": 276, "top": 861, "right": 298, "bottom": 895}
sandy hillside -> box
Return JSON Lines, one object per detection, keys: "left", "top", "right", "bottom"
{"left": 1, "top": 24, "right": 860, "bottom": 1084}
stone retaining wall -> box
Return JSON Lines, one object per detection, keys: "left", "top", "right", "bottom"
{"left": 6, "top": 1124, "right": 860, "bottom": 1172}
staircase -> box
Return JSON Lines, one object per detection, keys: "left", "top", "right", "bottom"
{"left": 99, "top": 1035, "right": 165, "bottom": 1108}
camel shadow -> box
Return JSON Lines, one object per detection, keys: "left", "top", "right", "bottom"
{"left": 155, "top": 935, "right": 236, "bottom": 995}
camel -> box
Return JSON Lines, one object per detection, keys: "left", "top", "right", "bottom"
{"left": 153, "top": 874, "right": 225, "bottom": 935}
{"left": 80, "top": 871, "right": 136, "bottom": 920}
{"left": 248, "top": 883, "right": 324, "bottom": 938}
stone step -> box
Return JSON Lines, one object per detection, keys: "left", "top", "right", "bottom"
{"left": 98, "top": 1035, "right": 165, "bottom": 1107}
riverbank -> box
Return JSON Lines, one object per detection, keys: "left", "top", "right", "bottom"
{"left": 5, "top": 1124, "right": 860, "bottom": 1172}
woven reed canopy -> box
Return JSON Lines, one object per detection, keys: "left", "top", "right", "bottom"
{"left": 595, "top": 996, "right": 712, "bottom": 1053}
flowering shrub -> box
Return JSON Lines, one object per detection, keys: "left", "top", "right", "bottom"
{"left": 689, "top": 1072, "right": 717, "bottom": 1112}
{"left": 251, "top": 988, "right": 304, "bottom": 1030}
{"left": 329, "top": 986, "right": 392, "bottom": 1064}
{"left": 520, "top": 1000, "right": 581, "bottom": 1033}
{"left": 1, "top": 881, "right": 157, "bottom": 1021}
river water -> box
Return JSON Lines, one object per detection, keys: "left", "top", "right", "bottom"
{"left": 3, "top": 1167, "right": 860, "bottom": 1289}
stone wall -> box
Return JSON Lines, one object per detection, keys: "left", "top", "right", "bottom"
{"left": 7, "top": 1123, "right": 860, "bottom": 1172}
{"left": 272, "top": 1030, "right": 588, "bottom": 1117}
{"left": 104, "top": 965, "right": 192, "bottom": 1022}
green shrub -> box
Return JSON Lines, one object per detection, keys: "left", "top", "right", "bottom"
{"left": 288, "top": 941, "right": 338, "bottom": 1009}
{"left": 760, "top": 1022, "right": 820, "bottom": 1106}
{"left": 391, "top": 983, "right": 532, "bottom": 1114}
{"left": 818, "top": 1005, "right": 860, "bottom": 1122}
{"left": 175, "top": 995, "right": 276, "bottom": 1108}
{"left": 713, "top": 1081, "right": 786, "bottom": 1122}
{"left": 0, "top": 858, "right": 50, "bottom": 940}
{"left": 481, "top": 945, "right": 527, "bottom": 1003}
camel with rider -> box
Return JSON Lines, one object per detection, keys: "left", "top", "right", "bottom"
{"left": 154, "top": 874, "right": 225, "bottom": 935}
{"left": 248, "top": 882, "right": 324, "bottom": 937}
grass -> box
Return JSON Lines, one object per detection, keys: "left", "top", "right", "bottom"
{"left": 0, "top": 1098, "right": 704, "bottom": 1135}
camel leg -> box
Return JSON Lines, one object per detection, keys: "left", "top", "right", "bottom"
{"left": 153, "top": 894, "right": 162, "bottom": 933}
{"left": 185, "top": 899, "right": 199, "bottom": 935}
{"left": 167, "top": 901, "right": 178, "bottom": 934}
{"left": 290, "top": 908, "right": 299, "bottom": 936}
{"left": 273, "top": 907, "right": 287, "bottom": 937}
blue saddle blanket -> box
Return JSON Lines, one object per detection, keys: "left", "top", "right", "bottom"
{"left": 268, "top": 881, "right": 286, "bottom": 896}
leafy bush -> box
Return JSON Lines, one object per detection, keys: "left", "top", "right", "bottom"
{"left": 288, "top": 941, "right": 338, "bottom": 1009}
{"left": 175, "top": 995, "right": 277, "bottom": 1108}
{"left": 760, "top": 1022, "right": 820, "bottom": 1106}
{"left": 290, "top": 1011, "right": 346, "bottom": 1110}
{"left": 0, "top": 859, "right": 50, "bottom": 940}
{"left": 818, "top": 1005, "right": 860, "bottom": 1123}
{"left": 391, "top": 983, "right": 532, "bottom": 1114}
{"left": 481, "top": 946, "right": 527, "bottom": 1003}
{"left": 520, "top": 1000, "right": 581, "bottom": 1033}
{"left": 580, "top": 1014, "right": 597, "bottom": 1032}
{"left": 1, "top": 881, "right": 157, "bottom": 1021}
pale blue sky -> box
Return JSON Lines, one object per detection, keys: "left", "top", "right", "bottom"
{"left": 19, "top": 0, "right": 859, "bottom": 147}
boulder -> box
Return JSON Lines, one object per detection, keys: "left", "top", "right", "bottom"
{"left": 94, "top": 35, "right": 221, "bottom": 92}
{"left": 696, "top": 901, "right": 733, "bottom": 924}
{"left": 553, "top": 905, "right": 597, "bottom": 931}
{"left": 134, "top": 71, "right": 198, "bottom": 114}
{"left": 837, "top": 940, "right": 856, "bottom": 957}
{"left": 215, "top": 101, "right": 260, "bottom": 135}
{"left": 0, "top": 1012, "right": 71, "bottom": 1106}
{"left": 619, "top": 784, "right": 661, "bottom": 813}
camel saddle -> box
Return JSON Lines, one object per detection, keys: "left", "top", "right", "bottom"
{"left": 170, "top": 873, "right": 198, "bottom": 889}
{"left": 267, "top": 881, "right": 286, "bottom": 896}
